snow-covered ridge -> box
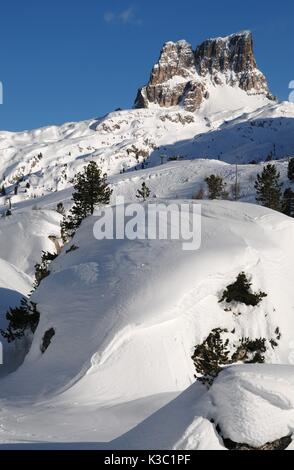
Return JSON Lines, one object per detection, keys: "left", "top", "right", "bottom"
{"left": 1, "top": 99, "right": 294, "bottom": 215}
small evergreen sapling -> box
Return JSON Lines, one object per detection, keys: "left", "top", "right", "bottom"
{"left": 254, "top": 164, "right": 282, "bottom": 211}
{"left": 205, "top": 175, "right": 227, "bottom": 200}
{"left": 191, "top": 328, "right": 230, "bottom": 386}
{"left": 192, "top": 329, "right": 279, "bottom": 387}
{"left": 136, "top": 182, "right": 151, "bottom": 201}
{"left": 0, "top": 299, "right": 40, "bottom": 343}
{"left": 34, "top": 251, "right": 58, "bottom": 287}
{"left": 61, "top": 161, "right": 113, "bottom": 241}
{"left": 219, "top": 272, "right": 267, "bottom": 306}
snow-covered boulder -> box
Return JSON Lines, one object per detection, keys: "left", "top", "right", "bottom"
{"left": 207, "top": 364, "right": 294, "bottom": 448}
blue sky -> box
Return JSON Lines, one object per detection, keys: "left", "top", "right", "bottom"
{"left": 0, "top": 0, "right": 293, "bottom": 131}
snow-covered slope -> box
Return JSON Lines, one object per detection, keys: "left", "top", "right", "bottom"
{"left": 1, "top": 100, "right": 294, "bottom": 215}
{"left": 0, "top": 200, "right": 294, "bottom": 447}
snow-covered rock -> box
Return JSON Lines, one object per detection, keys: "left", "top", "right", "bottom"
{"left": 207, "top": 364, "right": 294, "bottom": 448}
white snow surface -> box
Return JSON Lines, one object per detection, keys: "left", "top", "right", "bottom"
{"left": 1, "top": 96, "right": 294, "bottom": 211}
{"left": 0, "top": 199, "right": 294, "bottom": 448}
{"left": 206, "top": 364, "right": 294, "bottom": 447}
{"left": 1, "top": 92, "right": 294, "bottom": 448}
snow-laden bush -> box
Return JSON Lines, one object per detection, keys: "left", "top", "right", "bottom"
{"left": 219, "top": 272, "right": 267, "bottom": 306}
{"left": 192, "top": 328, "right": 280, "bottom": 387}
{"left": 0, "top": 299, "right": 40, "bottom": 343}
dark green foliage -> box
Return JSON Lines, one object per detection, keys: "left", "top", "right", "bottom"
{"left": 191, "top": 328, "right": 230, "bottom": 386}
{"left": 40, "top": 328, "right": 55, "bottom": 354}
{"left": 0, "top": 299, "right": 40, "bottom": 343}
{"left": 287, "top": 157, "right": 294, "bottom": 181}
{"left": 282, "top": 188, "right": 294, "bottom": 217}
{"left": 192, "top": 328, "right": 279, "bottom": 387}
{"left": 34, "top": 251, "right": 58, "bottom": 287}
{"left": 232, "top": 337, "right": 267, "bottom": 363}
{"left": 205, "top": 175, "right": 227, "bottom": 200}
{"left": 61, "top": 161, "right": 112, "bottom": 241}
{"left": 219, "top": 272, "right": 267, "bottom": 306}
{"left": 254, "top": 164, "right": 282, "bottom": 211}
{"left": 136, "top": 182, "right": 151, "bottom": 201}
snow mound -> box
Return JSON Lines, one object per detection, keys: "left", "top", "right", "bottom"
{"left": 0, "top": 259, "right": 31, "bottom": 326}
{"left": 0, "top": 210, "right": 62, "bottom": 276}
{"left": 1, "top": 200, "right": 294, "bottom": 404}
{"left": 208, "top": 364, "right": 294, "bottom": 447}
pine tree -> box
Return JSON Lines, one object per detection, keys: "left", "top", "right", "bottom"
{"left": 205, "top": 175, "right": 227, "bottom": 200}
{"left": 191, "top": 328, "right": 230, "bottom": 386}
{"left": 34, "top": 251, "right": 58, "bottom": 287}
{"left": 136, "top": 182, "right": 151, "bottom": 201}
{"left": 0, "top": 299, "right": 40, "bottom": 343}
{"left": 282, "top": 188, "right": 294, "bottom": 217}
{"left": 219, "top": 272, "right": 267, "bottom": 306}
{"left": 254, "top": 164, "right": 282, "bottom": 210}
{"left": 288, "top": 158, "right": 294, "bottom": 181}
{"left": 61, "top": 162, "right": 112, "bottom": 241}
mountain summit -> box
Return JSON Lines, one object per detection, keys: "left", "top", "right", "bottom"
{"left": 135, "top": 31, "right": 274, "bottom": 112}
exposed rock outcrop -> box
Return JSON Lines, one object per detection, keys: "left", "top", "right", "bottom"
{"left": 194, "top": 31, "right": 271, "bottom": 96}
{"left": 134, "top": 31, "right": 273, "bottom": 112}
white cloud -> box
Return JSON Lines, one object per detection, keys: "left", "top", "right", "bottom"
{"left": 104, "top": 11, "right": 115, "bottom": 23}
{"left": 119, "top": 7, "right": 134, "bottom": 24}
{"left": 103, "top": 6, "right": 141, "bottom": 25}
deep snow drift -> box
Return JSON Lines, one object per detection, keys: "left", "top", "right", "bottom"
{"left": 0, "top": 200, "right": 294, "bottom": 448}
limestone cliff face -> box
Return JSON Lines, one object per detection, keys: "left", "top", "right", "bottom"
{"left": 134, "top": 40, "right": 206, "bottom": 112}
{"left": 134, "top": 31, "right": 273, "bottom": 112}
{"left": 194, "top": 31, "right": 270, "bottom": 95}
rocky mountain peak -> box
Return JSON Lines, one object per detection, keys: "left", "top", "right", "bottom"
{"left": 134, "top": 31, "right": 273, "bottom": 112}
{"left": 194, "top": 31, "right": 269, "bottom": 94}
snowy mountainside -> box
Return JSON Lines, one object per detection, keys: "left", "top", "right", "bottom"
{"left": 1, "top": 99, "right": 294, "bottom": 212}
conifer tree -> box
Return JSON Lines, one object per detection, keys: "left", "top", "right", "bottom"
{"left": 61, "top": 161, "right": 112, "bottom": 241}
{"left": 219, "top": 272, "right": 267, "bottom": 306}
{"left": 34, "top": 251, "right": 58, "bottom": 287}
{"left": 205, "top": 175, "right": 227, "bottom": 200}
{"left": 0, "top": 299, "right": 40, "bottom": 343}
{"left": 254, "top": 164, "right": 282, "bottom": 211}
{"left": 288, "top": 158, "right": 294, "bottom": 181}
{"left": 282, "top": 188, "right": 294, "bottom": 217}
{"left": 136, "top": 182, "right": 151, "bottom": 201}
